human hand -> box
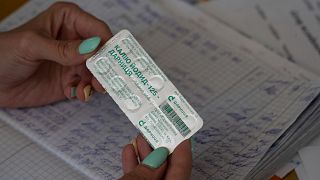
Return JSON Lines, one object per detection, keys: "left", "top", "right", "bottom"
{"left": 121, "top": 135, "right": 192, "bottom": 180}
{"left": 0, "top": 2, "right": 112, "bottom": 107}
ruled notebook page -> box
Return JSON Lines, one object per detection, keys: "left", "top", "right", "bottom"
{"left": 0, "top": 0, "right": 320, "bottom": 180}
{"left": 0, "top": 123, "right": 88, "bottom": 180}
{"left": 197, "top": 0, "right": 320, "bottom": 75}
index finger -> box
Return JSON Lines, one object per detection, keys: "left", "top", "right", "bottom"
{"left": 71, "top": 5, "right": 112, "bottom": 41}
{"left": 165, "top": 140, "right": 192, "bottom": 180}
{"left": 48, "top": 2, "right": 113, "bottom": 41}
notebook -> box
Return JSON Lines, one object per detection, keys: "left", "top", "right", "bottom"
{"left": 0, "top": 123, "right": 87, "bottom": 180}
{"left": 197, "top": 0, "right": 320, "bottom": 75}
{"left": 1, "top": 0, "right": 320, "bottom": 179}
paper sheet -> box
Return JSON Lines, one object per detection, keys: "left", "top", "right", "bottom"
{"left": 296, "top": 162, "right": 310, "bottom": 180}
{"left": 159, "top": 0, "right": 318, "bottom": 81}
{"left": 0, "top": 124, "right": 87, "bottom": 180}
{"left": 299, "top": 146, "right": 320, "bottom": 180}
{"left": 198, "top": 0, "right": 320, "bottom": 76}
{"left": 1, "top": 0, "right": 320, "bottom": 179}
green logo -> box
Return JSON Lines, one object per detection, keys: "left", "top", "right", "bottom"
{"left": 138, "top": 120, "right": 146, "bottom": 126}
{"left": 168, "top": 95, "right": 175, "bottom": 101}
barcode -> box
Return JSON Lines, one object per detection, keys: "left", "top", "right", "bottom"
{"left": 159, "top": 102, "right": 191, "bottom": 137}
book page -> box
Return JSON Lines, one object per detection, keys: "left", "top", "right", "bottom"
{"left": 159, "top": 0, "right": 318, "bottom": 81}
{"left": 198, "top": 0, "right": 320, "bottom": 76}
{"left": 1, "top": 0, "right": 320, "bottom": 180}
{"left": 0, "top": 124, "right": 87, "bottom": 180}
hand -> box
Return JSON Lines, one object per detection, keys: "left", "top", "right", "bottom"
{"left": 121, "top": 135, "right": 192, "bottom": 180}
{"left": 0, "top": 2, "right": 112, "bottom": 107}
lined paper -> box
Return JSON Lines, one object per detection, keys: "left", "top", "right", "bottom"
{"left": 198, "top": 0, "right": 320, "bottom": 75}
{"left": 0, "top": 124, "right": 87, "bottom": 180}
{"left": 1, "top": 0, "right": 320, "bottom": 179}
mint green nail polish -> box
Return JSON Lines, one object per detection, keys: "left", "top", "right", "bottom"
{"left": 71, "top": 87, "right": 77, "bottom": 98}
{"left": 142, "top": 147, "right": 169, "bottom": 169}
{"left": 78, "top": 36, "right": 101, "bottom": 54}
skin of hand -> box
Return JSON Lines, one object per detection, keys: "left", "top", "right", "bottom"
{"left": 121, "top": 135, "right": 192, "bottom": 180}
{"left": 0, "top": 2, "right": 112, "bottom": 107}
{"left": 0, "top": 2, "right": 192, "bottom": 179}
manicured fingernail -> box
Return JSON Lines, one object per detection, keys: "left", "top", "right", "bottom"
{"left": 84, "top": 85, "right": 92, "bottom": 101}
{"left": 142, "top": 147, "right": 169, "bottom": 169}
{"left": 131, "top": 138, "right": 138, "bottom": 157}
{"left": 78, "top": 36, "right": 101, "bottom": 54}
{"left": 70, "top": 87, "right": 77, "bottom": 98}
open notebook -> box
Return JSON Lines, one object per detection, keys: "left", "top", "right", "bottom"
{"left": 1, "top": 0, "right": 320, "bottom": 179}
{"left": 196, "top": 0, "right": 320, "bottom": 75}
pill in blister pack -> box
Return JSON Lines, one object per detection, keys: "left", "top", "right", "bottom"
{"left": 86, "top": 30, "right": 203, "bottom": 153}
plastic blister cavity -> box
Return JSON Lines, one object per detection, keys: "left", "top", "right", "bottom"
{"left": 149, "top": 75, "right": 165, "bottom": 90}
{"left": 86, "top": 30, "right": 203, "bottom": 153}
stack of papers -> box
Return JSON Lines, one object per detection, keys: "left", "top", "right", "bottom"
{"left": 0, "top": 0, "right": 320, "bottom": 179}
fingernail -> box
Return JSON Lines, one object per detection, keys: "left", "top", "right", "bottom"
{"left": 131, "top": 138, "right": 138, "bottom": 157}
{"left": 70, "top": 87, "right": 77, "bottom": 98}
{"left": 78, "top": 36, "right": 101, "bottom": 54}
{"left": 142, "top": 147, "right": 169, "bottom": 169}
{"left": 84, "top": 85, "right": 93, "bottom": 101}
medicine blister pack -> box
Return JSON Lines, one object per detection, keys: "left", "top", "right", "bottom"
{"left": 86, "top": 30, "right": 203, "bottom": 153}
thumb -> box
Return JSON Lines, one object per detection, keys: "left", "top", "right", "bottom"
{"left": 120, "top": 147, "right": 169, "bottom": 180}
{"left": 31, "top": 34, "right": 101, "bottom": 66}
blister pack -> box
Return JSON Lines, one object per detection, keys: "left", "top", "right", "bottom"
{"left": 86, "top": 30, "right": 203, "bottom": 153}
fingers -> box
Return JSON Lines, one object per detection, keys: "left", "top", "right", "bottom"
{"left": 74, "top": 64, "right": 93, "bottom": 101}
{"left": 9, "top": 2, "right": 111, "bottom": 103}
{"left": 121, "top": 136, "right": 192, "bottom": 180}
{"left": 77, "top": 81, "right": 93, "bottom": 102}
{"left": 120, "top": 164, "right": 167, "bottom": 180}
{"left": 91, "top": 77, "right": 105, "bottom": 93}
{"left": 131, "top": 137, "right": 139, "bottom": 158}
{"left": 40, "top": 36, "right": 101, "bottom": 66}
{"left": 122, "top": 144, "right": 139, "bottom": 173}
{"left": 121, "top": 135, "right": 169, "bottom": 180}
{"left": 37, "top": 35, "right": 105, "bottom": 101}
{"left": 64, "top": 83, "right": 94, "bottom": 102}
{"left": 15, "top": 30, "right": 100, "bottom": 66}
{"left": 16, "top": 2, "right": 113, "bottom": 66}
{"left": 61, "top": 64, "right": 103, "bottom": 102}
{"left": 121, "top": 145, "right": 169, "bottom": 180}
{"left": 63, "top": 73, "right": 81, "bottom": 99}
{"left": 136, "top": 135, "right": 153, "bottom": 161}
{"left": 165, "top": 140, "right": 192, "bottom": 180}
{"left": 47, "top": 2, "right": 113, "bottom": 41}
